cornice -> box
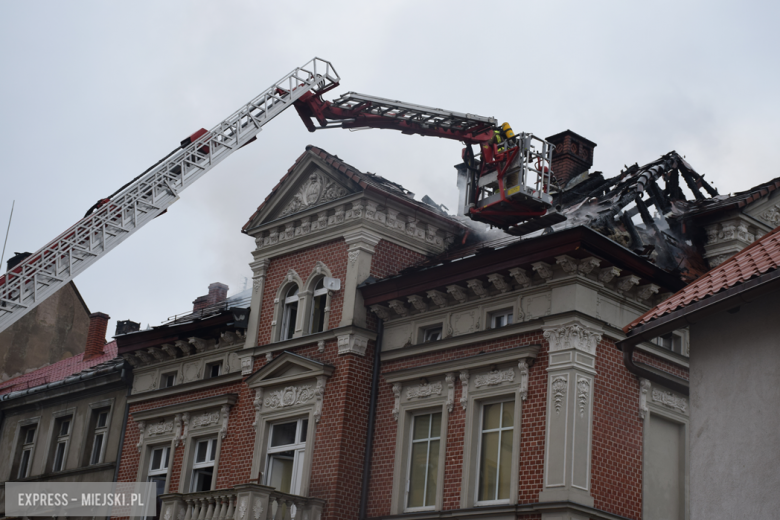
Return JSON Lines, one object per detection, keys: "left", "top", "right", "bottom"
{"left": 131, "top": 394, "right": 238, "bottom": 421}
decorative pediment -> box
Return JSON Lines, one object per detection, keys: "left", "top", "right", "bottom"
{"left": 245, "top": 351, "right": 334, "bottom": 389}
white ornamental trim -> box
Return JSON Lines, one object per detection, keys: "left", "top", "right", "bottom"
{"left": 190, "top": 411, "right": 220, "bottom": 429}
{"left": 392, "top": 383, "right": 402, "bottom": 421}
{"left": 577, "top": 377, "right": 590, "bottom": 418}
{"left": 264, "top": 385, "right": 316, "bottom": 410}
{"left": 651, "top": 388, "right": 688, "bottom": 414}
{"left": 543, "top": 323, "right": 602, "bottom": 355}
{"left": 518, "top": 361, "right": 529, "bottom": 401}
{"left": 551, "top": 376, "right": 568, "bottom": 415}
{"left": 445, "top": 373, "right": 455, "bottom": 413}
{"left": 147, "top": 419, "right": 174, "bottom": 436}
{"left": 459, "top": 370, "right": 470, "bottom": 410}
{"left": 639, "top": 378, "right": 650, "bottom": 419}
{"left": 406, "top": 381, "right": 442, "bottom": 399}
{"left": 474, "top": 368, "right": 515, "bottom": 388}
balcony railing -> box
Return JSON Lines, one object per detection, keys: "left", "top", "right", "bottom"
{"left": 159, "top": 484, "right": 324, "bottom": 520}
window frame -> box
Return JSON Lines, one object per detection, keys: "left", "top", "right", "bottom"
{"left": 419, "top": 324, "right": 444, "bottom": 343}
{"left": 280, "top": 285, "right": 300, "bottom": 341}
{"left": 308, "top": 279, "right": 330, "bottom": 335}
{"left": 263, "top": 417, "right": 309, "bottom": 495}
{"left": 473, "top": 398, "right": 515, "bottom": 505}
{"left": 404, "top": 410, "right": 444, "bottom": 512}
{"left": 205, "top": 361, "right": 223, "bottom": 379}
{"left": 160, "top": 372, "right": 177, "bottom": 388}
{"left": 82, "top": 400, "right": 114, "bottom": 467}
{"left": 489, "top": 308, "right": 514, "bottom": 329}
{"left": 190, "top": 437, "right": 218, "bottom": 493}
{"left": 13, "top": 419, "right": 40, "bottom": 479}
{"left": 50, "top": 414, "right": 73, "bottom": 473}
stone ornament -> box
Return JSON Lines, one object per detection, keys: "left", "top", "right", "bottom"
{"left": 445, "top": 373, "right": 455, "bottom": 413}
{"left": 616, "top": 275, "right": 641, "bottom": 294}
{"left": 264, "top": 385, "right": 315, "bottom": 410}
{"left": 459, "top": 370, "right": 470, "bottom": 410}
{"left": 406, "top": 381, "right": 442, "bottom": 399}
{"left": 370, "top": 305, "right": 393, "bottom": 320}
{"left": 467, "top": 279, "right": 489, "bottom": 299}
{"left": 191, "top": 411, "right": 221, "bottom": 429}
{"left": 407, "top": 294, "right": 429, "bottom": 312}
{"left": 518, "top": 361, "right": 529, "bottom": 401}
{"left": 577, "top": 377, "right": 591, "bottom": 417}
{"left": 446, "top": 285, "right": 469, "bottom": 304}
{"left": 280, "top": 172, "right": 347, "bottom": 217}
{"left": 652, "top": 388, "right": 688, "bottom": 414}
{"left": 238, "top": 498, "right": 247, "bottom": 520}
{"left": 532, "top": 261, "right": 553, "bottom": 281}
{"left": 598, "top": 266, "right": 621, "bottom": 284}
{"left": 136, "top": 421, "right": 145, "bottom": 452}
{"left": 348, "top": 249, "right": 360, "bottom": 266}
{"left": 313, "top": 376, "right": 327, "bottom": 423}
{"left": 578, "top": 257, "right": 601, "bottom": 274}
{"left": 392, "top": 383, "right": 402, "bottom": 421}
{"left": 639, "top": 378, "right": 651, "bottom": 419}
{"left": 337, "top": 333, "right": 368, "bottom": 356}
{"left": 487, "top": 273, "right": 511, "bottom": 293}
{"left": 427, "top": 290, "right": 449, "bottom": 308}
{"left": 318, "top": 340, "right": 325, "bottom": 353}
{"left": 759, "top": 204, "right": 780, "bottom": 226}
{"left": 252, "top": 498, "right": 263, "bottom": 520}
{"left": 555, "top": 255, "right": 578, "bottom": 274}
{"left": 252, "top": 388, "right": 264, "bottom": 430}
{"left": 241, "top": 357, "right": 253, "bottom": 376}
{"left": 147, "top": 419, "right": 173, "bottom": 436}
{"left": 636, "top": 284, "right": 660, "bottom": 301}
{"left": 474, "top": 368, "right": 515, "bottom": 388}
{"left": 181, "top": 413, "right": 189, "bottom": 445}
{"left": 174, "top": 414, "right": 182, "bottom": 446}
{"left": 508, "top": 267, "right": 531, "bottom": 288}
{"left": 551, "top": 376, "right": 568, "bottom": 415}
{"left": 388, "top": 300, "right": 409, "bottom": 317}
{"left": 220, "top": 405, "right": 230, "bottom": 439}
{"left": 543, "top": 323, "right": 602, "bottom": 355}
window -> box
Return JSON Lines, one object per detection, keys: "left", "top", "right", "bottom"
{"left": 657, "top": 332, "right": 683, "bottom": 355}
{"left": 147, "top": 446, "right": 171, "bottom": 496}
{"left": 51, "top": 416, "right": 72, "bottom": 472}
{"left": 281, "top": 286, "right": 299, "bottom": 341}
{"left": 309, "top": 279, "right": 328, "bottom": 334}
{"left": 161, "top": 372, "right": 176, "bottom": 388}
{"left": 422, "top": 326, "right": 442, "bottom": 343}
{"left": 490, "top": 309, "right": 514, "bottom": 329}
{"left": 16, "top": 424, "right": 37, "bottom": 478}
{"left": 89, "top": 408, "right": 109, "bottom": 464}
{"left": 191, "top": 438, "right": 217, "bottom": 492}
{"left": 206, "top": 362, "right": 222, "bottom": 379}
{"left": 476, "top": 400, "right": 514, "bottom": 504}
{"left": 406, "top": 412, "right": 441, "bottom": 511}
{"left": 265, "top": 418, "right": 308, "bottom": 495}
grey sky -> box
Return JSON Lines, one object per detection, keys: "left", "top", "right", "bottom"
{"left": 1, "top": 0, "right": 778, "bottom": 336}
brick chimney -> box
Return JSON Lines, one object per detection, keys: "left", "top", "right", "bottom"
{"left": 84, "top": 312, "right": 110, "bottom": 361}
{"left": 115, "top": 319, "right": 140, "bottom": 336}
{"left": 193, "top": 282, "right": 229, "bottom": 312}
{"left": 546, "top": 130, "right": 597, "bottom": 187}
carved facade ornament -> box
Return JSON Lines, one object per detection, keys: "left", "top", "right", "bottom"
{"left": 180, "top": 413, "right": 189, "bottom": 445}
{"left": 577, "top": 377, "right": 591, "bottom": 417}
{"left": 370, "top": 305, "right": 393, "bottom": 320}
{"left": 759, "top": 204, "right": 780, "bottom": 226}
{"left": 135, "top": 350, "right": 153, "bottom": 365}
{"left": 532, "top": 261, "right": 553, "bottom": 281}
{"left": 220, "top": 405, "right": 230, "bottom": 439}
{"left": 551, "top": 376, "right": 568, "bottom": 415}
{"left": 318, "top": 340, "right": 325, "bottom": 353}
{"left": 467, "top": 279, "right": 489, "bottom": 299}
{"left": 392, "top": 383, "right": 402, "bottom": 421}
{"left": 241, "top": 357, "right": 253, "bottom": 376}
{"left": 175, "top": 340, "right": 194, "bottom": 356}
{"left": 555, "top": 255, "right": 578, "bottom": 274}
{"left": 475, "top": 368, "right": 515, "bottom": 388}
{"left": 161, "top": 344, "right": 179, "bottom": 359}
{"left": 508, "top": 267, "right": 531, "bottom": 288}
{"left": 616, "top": 275, "right": 641, "bottom": 294}
{"left": 459, "top": 370, "right": 470, "bottom": 410}
{"left": 148, "top": 347, "right": 167, "bottom": 361}
{"left": 598, "top": 266, "right": 621, "bottom": 284}
{"left": 543, "top": 323, "right": 602, "bottom": 355}
{"left": 252, "top": 498, "right": 263, "bottom": 520}
{"left": 122, "top": 354, "right": 140, "bottom": 367}
{"left": 252, "top": 388, "right": 264, "bottom": 430}
{"left": 446, "top": 285, "right": 469, "bottom": 304}
{"left": 190, "top": 411, "right": 221, "bottom": 429}
{"left": 337, "top": 333, "right": 368, "bottom": 356}
{"left": 388, "top": 300, "right": 409, "bottom": 317}
{"left": 427, "top": 290, "right": 449, "bottom": 308}
{"left": 313, "top": 376, "right": 327, "bottom": 423}
{"left": 639, "top": 378, "right": 651, "bottom": 419}
{"left": 636, "top": 283, "right": 660, "bottom": 301}
{"left": 445, "top": 372, "right": 455, "bottom": 413}
{"left": 578, "top": 257, "right": 601, "bottom": 275}
{"left": 280, "top": 172, "right": 347, "bottom": 217}
{"left": 147, "top": 419, "right": 174, "bottom": 436}
{"left": 652, "top": 388, "right": 688, "bottom": 414}
{"left": 136, "top": 421, "right": 145, "bottom": 452}
{"left": 407, "top": 294, "right": 429, "bottom": 312}
{"left": 348, "top": 249, "right": 360, "bottom": 266}
{"left": 487, "top": 273, "right": 511, "bottom": 293}
{"left": 264, "top": 385, "right": 316, "bottom": 410}
{"left": 406, "top": 381, "right": 442, "bottom": 400}
{"left": 174, "top": 414, "right": 182, "bottom": 446}
{"left": 238, "top": 498, "right": 248, "bottom": 520}
{"left": 518, "top": 361, "right": 529, "bottom": 401}
{"left": 188, "top": 336, "right": 215, "bottom": 353}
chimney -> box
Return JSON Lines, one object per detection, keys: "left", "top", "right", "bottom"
{"left": 115, "top": 319, "right": 140, "bottom": 336}
{"left": 84, "top": 312, "right": 110, "bottom": 361}
{"left": 546, "top": 130, "right": 597, "bottom": 187}
{"left": 193, "top": 282, "right": 229, "bottom": 312}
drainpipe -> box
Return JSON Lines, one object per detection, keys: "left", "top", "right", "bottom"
{"left": 622, "top": 342, "right": 688, "bottom": 396}
{"left": 112, "top": 366, "right": 133, "bottom": 483}
{"left": 358, "top": 318, "right": 383, "bottom": 520}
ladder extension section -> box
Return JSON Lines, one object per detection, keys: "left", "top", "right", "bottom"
{"left": 0, "top": 58, "right": 339, "bottom": 333}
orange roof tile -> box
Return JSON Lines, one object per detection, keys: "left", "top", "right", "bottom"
{"left": 625, "top": 225, "right": 780, "bottom": 332}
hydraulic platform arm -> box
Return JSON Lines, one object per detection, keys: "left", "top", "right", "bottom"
{"left": 0, "top": 58, "right": 340, "bottom": 333}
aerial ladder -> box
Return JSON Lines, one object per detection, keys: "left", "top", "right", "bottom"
{"left": 0, "top": 58, "right": 560, "bottom": 334}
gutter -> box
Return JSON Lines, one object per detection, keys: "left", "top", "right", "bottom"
{"left": 359, "top": 318, "right": 383, "bottom": 520}
{"left": 618, "top": 266, "right": 780, "bottom": 393}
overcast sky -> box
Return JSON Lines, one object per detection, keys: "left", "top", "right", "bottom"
{"left": 1, "top": 0, "right": 779, "bottom": 337}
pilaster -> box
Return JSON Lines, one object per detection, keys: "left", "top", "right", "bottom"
{"left": 339, "top": 230, "right": 381, "bottom": 329}
{"left": 539, "top": 318, "right": 602, "bottom": 508}
{"left": 242, "top": 258, "right": 270, "bottom": 351}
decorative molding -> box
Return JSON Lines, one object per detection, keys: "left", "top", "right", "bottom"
{"left": 147, "top": 419, "right": 174, "bottom": 436}
{"left": 252, "top": 497, "right": 263, "bottom": 520}
{"left": 220, "top": 405, "right": 230, "bottom": 439}
{"left": 616, "top": 275, "right": 641, "bottom": 294}
{"left": 518, "top": 361, "right": 529, "bottom": 401}
{"left": 175, "top": 340, "right": 194, "bottom": 356}
{"left": 388, "top": 300, "right": 409, "bottom": 317}
{"left": 161, "top": 344, "right": 179, "bottom": 359}
{"left": 407, "top": 294, "right": 429, "bottom": 312}
{"left": 337, "top": 333, "right": 369, "bottom": 356}
{"left": 467, "top": 279, "right": 489, "bottom": 299}
{"left": 639, "top": 378, "right": 650, "bottom": 419}
{"left": 238, "top": 497, "right": 247, "bottom": 520}
{"left": 174, "top": 414, "right": 182, "bottom": 446}
{"left": 406, "top": 381, "right": 442, "bottom": 399}
{"left": 317, "top": 340, "right": 325, "bottom": 353}
{"left": 636, "top": 283, "right": 660, "bottom": 301}
{"left": 427, "top": 290, "right": 449, "bottom": 308}
{"left": 508, "top": 267, "right": 531, "bottom": 288}
{"left": 759, "top": 204, "right": 780, "bottom": 226}
{"left": 348, "top": 249, "right": 360, "bottom": 266}
{"left": 313, "top": 376, "right": 326, "bottom": 423}
{"left": 392, "top": 383, "right": 402, "bottom": 421}
{"left": 190, "top": 411, "right": 220, "bottom": 429}
{"left": 551, "top": 376, "right": 568, "bottom": 415}
{"left": 446, "top": 285, "right": 469, "bottom": 303}
{"left": 576, "top": 377, "right": 590, "bottom": 417}
{"left": 543, "top": 322, "right": 602, "bottom": 355}
{"left": 487, "top": 273, "right": 511, "bottom": 293}
{"left": 279, "top": 172, "right": 347, "bottom": 217}
{"left": 147, "top": 348, "right": 167, "bottom": 361}
{"left": 459, "top": 370, "right": 470, "bottom": 410}
{"left": 474, "top": 368, "right": 515, "bottom": 388}
{"left": 135, "top": 351, "right": 153, "bottom": 364}
{"left": 578, "top": 257, "right": 601, "bottom": 275}
{"left": 598, "top": 266, "right": 621, "bottom": 284}
{"left": 264, "top": 385, "right": 316, "bottom": 410}
{"left": 136, "top": 421, "right": 145, "bottom": 452}
{"left": 555, "top": 255, "right": 578, "bottom": 274}
{"left": 241, "top": 356, "right": 253, "bottom": 376}
{"left": 181, "top": 413, "right": 189, "bottom": 445}
{"left": 189, "top": 337, "right": 215, "bottom": 353}
{"left": 252, "top": 388, "right": 263, "bottom": 430}
{"left": 445, "top": 372, "right": 455, "bottom": 413}
{"left": 652, "top": 388, "right": 688, "bottom": 414}
{"left": 370, "top": 304, "right": 393, "bottom": 320}
{"left": 532, "top": 261, "right": 554, "bottom": 281}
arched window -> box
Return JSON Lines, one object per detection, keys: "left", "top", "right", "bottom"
{"left": 281, "top": 285, "right": 299, "bottom": 341}
{"left": 309, "top": 279, "right": 328, "bottom": 334}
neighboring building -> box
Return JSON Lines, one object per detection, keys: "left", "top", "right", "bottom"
{"left": 112, "top": 137, "right": 773, "bottom": 520}
{"left": 0, "top": 312, "right": 131, "bottom": 516}
{"left": 620, "top": 224, "right": 780, "bottom": 520}
{"left": 0, "top": 253, "right": 92, "bottom": 381}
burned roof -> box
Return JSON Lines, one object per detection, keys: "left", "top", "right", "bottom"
{"left": 668, "top": 176, "right": 780, "bottom": 220}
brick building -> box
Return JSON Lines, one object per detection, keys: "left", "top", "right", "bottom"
{"left": 113, "top": 135, "right": 779, "bottom": 520}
